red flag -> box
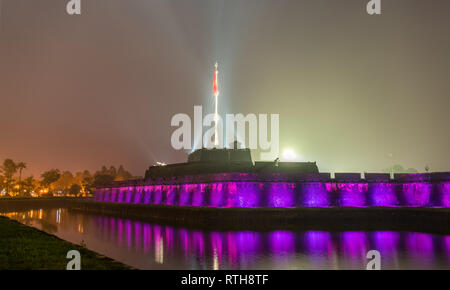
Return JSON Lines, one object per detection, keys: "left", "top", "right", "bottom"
{"left": 213, "top": 62, "right": 219, "bottom": 97}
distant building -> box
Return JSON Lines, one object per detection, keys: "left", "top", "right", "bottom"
{"left": 145, "top": 146, "right": 318, "bottom": 179}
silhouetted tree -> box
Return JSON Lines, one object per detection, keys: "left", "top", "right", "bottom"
{"left": 109, "top": 166, "right": 117, "bottom": 177}
{"left": 115, "top": 165, "right": 133, "bottom": 181}
{"left": 40, "top": 169, "right": 61, "bottom": 194}
{"left": 0, "top": 175, "right": 4, "bottom": 194}
{"left": 69, "top": 184, "right": 82, "bottom": 196}
{"left": 0, "top": 159, "right": 17, "bottom": 195}
{"left": 16, "top": 162, "right": 27, "bottom": 195}
{"left": 94, "top": 165, "right": 133, "bottom": 182}
{"left": 92, "top": 174, "right": 114, "bottom": 187}
{"left": 383, "top": 164, "right": 418, "bottom": 174}
{"left": 21, "top": 176, "right": 36, "bottom": 196}
{"left": 73, "top": 170, "right": 90, "bottom": 185}
{"left": 54, "top": 171, "right": 74, "bottom": 195}
{"left": 82, "top": 176, "right": 93, "bottom": 195}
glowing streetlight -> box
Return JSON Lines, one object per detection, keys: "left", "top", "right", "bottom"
{"left": 282, "top": 149, "right": 298, "bottom": 162}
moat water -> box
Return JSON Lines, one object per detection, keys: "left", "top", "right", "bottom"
{"left": 2, "top": 208, "right": 449, "bottom": 270}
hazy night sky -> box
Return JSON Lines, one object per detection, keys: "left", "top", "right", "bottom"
{"left": 0, "top": 0, "right": 449, "bottom": 176}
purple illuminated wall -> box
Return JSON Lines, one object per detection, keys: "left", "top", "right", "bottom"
{"left": 94, "top": 173, "right": 450, "bottom": 208}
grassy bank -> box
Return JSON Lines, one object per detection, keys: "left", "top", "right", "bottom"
{"left": 0, "top": 216, "right": 131, "bottom": 270}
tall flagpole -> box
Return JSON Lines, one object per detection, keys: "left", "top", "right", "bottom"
{"left": 213, "top": 62, "right": 219, "bottom": 147}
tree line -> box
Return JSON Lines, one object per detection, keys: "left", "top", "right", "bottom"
{"left": 0, "top": 158, "right": 136, "bottom": 198}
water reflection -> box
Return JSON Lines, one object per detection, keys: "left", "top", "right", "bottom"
{"left": 2, "top": 209, "right": 449, "bottom": 270}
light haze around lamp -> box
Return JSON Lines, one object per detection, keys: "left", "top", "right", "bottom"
{"left": 282, "top": 149, "right": 299, "bottom": 162}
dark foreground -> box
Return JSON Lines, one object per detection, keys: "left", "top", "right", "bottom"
{"left": 0, "top": 216, "right": 131, "bottom": 270}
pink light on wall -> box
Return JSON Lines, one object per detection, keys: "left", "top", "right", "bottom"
{"left": 95, "top": 176, "right": 449, "bottom": 208}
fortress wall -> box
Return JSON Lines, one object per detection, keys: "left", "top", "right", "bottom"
{"left": 94, "top": 172, "right": 450, "bottom": 208}
{"left": 364, "top": 173, "right": 391, "bottom": 182}
{"left": 394, "top": 173, "right": 431, "bottom": 182}
{"left": 334, "top": 173, "right": 362, "bottom": 182}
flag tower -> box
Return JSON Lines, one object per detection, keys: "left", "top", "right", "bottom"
{"left": 212, "top": 62, "right": 220, "bottom": 147}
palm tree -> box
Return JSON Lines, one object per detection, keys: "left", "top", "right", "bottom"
{"left": 16, "top": 162, "right": 27, "bottom": 196}
{"left": 1, "top": 159, "right": 17, "bottom": 196}
{"left": 22, "top": 176, "right": 36, "bottom": 197}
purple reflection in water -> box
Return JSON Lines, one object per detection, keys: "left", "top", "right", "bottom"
{"left": 5, "top": 209, "right": 450, "bottom": 269}
{"left": 164, "top": 226, "right": 175, "bottom": 252}
{"left": 341, "top": 232, "right": 369, "bottom": 260}
{"left": 109, "top": 217, "right": 116, "bottom": 242}
{"left": 405, "top": 233, "right": 434, "bottom": 256}
{"left": 193, "top": 231, "right": 205, "bottom": 259}
{"left": 302, "top": 231, "right": 333, "bottom": 268}
{"left": 143, "top": 224, "right": 152, "bottom": 254}
{"left": 125, "top": 219, "right": 132, "bottom": 250}
{"left": 134, "top": 221, "right": 142, "bottom": 250}
{"left": 372, "top": 231, "right": 400, "bottom": 257}
{"left": 444, "top": 236, "right": 450, "bottom": 260}
{"left": 269, "top": 231, "right": 295, "bottom": 254}
{"left": 226, "top": 232, "right": 238, "bottom": 266}
{"left": 211, "top": 232, "right": 224, "bottom": 267}
{"left": 117, "top": 218, "right": 123, "bottom": 246}
{"left": 304, "top": 231, "right": 332, "bottom": 255}
{"left": 179, "top": 229, "right": 190, "bottom": 258}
